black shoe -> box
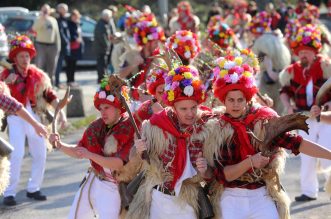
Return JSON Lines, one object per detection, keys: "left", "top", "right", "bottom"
{"left": 3, "top": 196, "right": 17, "bottom": 206}
{"left": 26, "top": 191, "right": 47, "bottom": 201}
{"left": 295, "top": 194, "right": 317, "bottom": 202}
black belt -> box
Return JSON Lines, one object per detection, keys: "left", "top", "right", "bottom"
{"left": 153, "top": 185, "right": 175, "bottom": 196}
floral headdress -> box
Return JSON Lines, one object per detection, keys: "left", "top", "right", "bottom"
{"left": 208, "top": 22, "right": 235, "bottom": 49}
{"left": 163, "top": 65, "right": 206, "bottom": 106}
{"left": 9, "top": 35, "right": 36, "bottom": 61}
{"left": 124, "top": 11, "right": 139, "bottom": 30}
{"left": 146, "top": 63, "right": 167, "bottom": 96}
{"left": 212, "top": 49, "right": 259, "bottom": 102}
{"left": 207, "top": 15, "right": 223, "bottom": 29}
{"left": 290, "top": 24, "right": 322, "bottom": 55}
{"left": 133, "top": 13, "right": 165, "bottom": 46}
{"left": 93, "top": 76, "right": 129, "bottom": 113}
{"left": 165, "top": 30, "right": 201, "bottom": 62}
{"left": 285, "top": 19, "right": 301, "bottom": 45}
{"left": 248, "top": 11, "right": 271, "bottom": 35}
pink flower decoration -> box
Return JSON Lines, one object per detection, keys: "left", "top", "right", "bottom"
{"left": 213, "top": 66, "right": 220, "bottom": 77}
{"left": 224, "top": 74, "right": 232, "bottom": 83}
{"left": 152, "top": 32, "right": 159, "bottom": 39}
{"left": 302, "top": 36, "right": 312, "bottom": 44}
{"left": 233, "top": 66, "right": 244, "bottom": 74}
{"left": 171, "top": 81, "right": 180, "bottom": 90}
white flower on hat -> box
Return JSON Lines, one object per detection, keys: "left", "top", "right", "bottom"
{"left": 183, "top": 85, "right": 194, "bottom": 96}
{"left": 172, "top": 43, "right": 178, "bottom": 49}
{"left": 165, "top": 84, "right": 171, "bottom": 91}
{"left": 184, "top": 51, "right": 191, "bottom": 59}
{"left": 230, "top": 73, "right": 239, "bottom": 84}
{"left": 106, "top": 94, "right": 115, "bottom": 102}
{"left": 99, "top": 91, "right": 106, "bottom": 99}
{"left": 147, "top": 34, "right": 153, "bottom": 40}
{"left": 224, "top": 61, "right": 235, "bottom": 70}
{"left": 305, "top": 32, "right": 312, "bottom": 36}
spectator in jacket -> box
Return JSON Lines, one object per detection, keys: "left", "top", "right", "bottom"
{"left": 55, "top": 3, "right": 70, "bottom": 88}
{"left": 94, "top": 9, "right": 112, "bottom": 83}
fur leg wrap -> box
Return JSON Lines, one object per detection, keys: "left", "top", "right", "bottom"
{"left": 0, "top": 156, "right": 10, "bottom": 195}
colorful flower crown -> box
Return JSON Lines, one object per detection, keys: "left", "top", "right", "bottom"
{"left": 124, "top": 11, "right": 139, "bottom": 30}
{"left": 165, "top": 30, "right": 201, "bottom": 62}
{"left": 290, "top": 24, "right": 322, "bottom": 54}
{"left": 248, "top": 11, "right": 271, "bottom": 35}
{"left": 208, "top": 22, "right": 235, "bottom": 49}
{"left": 133, "top": 13, "right": 165, "bottom": 46}
{"left": 9, "top": 35, "right": 36, "bottom": 60}
{"left": 146, "top": 66, "right": 167, "bottom": 95}
{"left": 163, "top": 65, "right": 206, "bottom": 106}
{"left": 212, "top": 49, "right": 259, "bottom": 102}
{"left": 207, "top": 15, "right": 223, "bottom": 29}
{"left": 285, "top": 19, "right": 301, "bottom": 44}
{"left": 93, "top": 77, "right": 130, "bottom": 113}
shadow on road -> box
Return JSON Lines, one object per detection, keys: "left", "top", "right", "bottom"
{"left": 291, "top": 202, "right": 331, "bottom": 215}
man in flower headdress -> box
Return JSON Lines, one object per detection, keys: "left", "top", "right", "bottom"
{"left": 118, "top": 12, "right": 165, "bottom": 107}
{"left": 133, "top": 63, "right": 167, "bottom": 129}
{"left": 165, "top": 30, "right": 201, "bottom": 65}
{"left": 49, "top": 76, "right": 136, "bottom": 218}
{"left": 128, "top": 63, "right": 217, "bottom": 218}
{"left": 0, "top": 35, "right": 66, "bottom": 206}
{"left": 248, "top": 11, "right": 291, "bottom": 114}
{"left": 197, "top": 49, "right": 331, "bottom": 219}
{"left": 169, "top": 1, "right": 200, "bottom": 34}
{"left": 224, "top": 0, "right": 251, "bottom": 41}
{"left": 280, "top": 24, "right": 331, "bottom": 202}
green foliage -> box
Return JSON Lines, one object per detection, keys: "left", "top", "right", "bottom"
{"left": 59, "top": 114, "right": 97, "bottom": 135}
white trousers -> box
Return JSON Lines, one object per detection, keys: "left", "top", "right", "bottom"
{"left": 219, "top": 187, "right": 279, "bottom": 219}
{"left": 68, "top": 172, "right": 121, "bottom": 219}
{"left": 4, "top": 104, "right": 47, "bottom": 197}
{"left": 298, "top": 118, "right": 331, "bottom": 198}
{"left": 150, "top": 189, "right": 196, "bottom": 219}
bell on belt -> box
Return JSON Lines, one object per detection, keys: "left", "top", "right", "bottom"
{"left": 0, "top": 137, "right": 13, "bottom": 156}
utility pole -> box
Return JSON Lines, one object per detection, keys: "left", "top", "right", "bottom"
{"left": 158, "top": 0, "right": 168, "bottom": 25}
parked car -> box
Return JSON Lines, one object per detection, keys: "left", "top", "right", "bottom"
{"left": 3, "top": 15, "right": 36, "bottom": 42}
{"left": 0, "top": 23, "right": 8, "bottom": 57}
{"left": 0, "top": 7, "right": 29, "bottom": 24}
{"left": 79, "top": 15, "right": 96, "bottom": 66}
{"left": 3, "top": 14, "right": 96, "bottom": 66}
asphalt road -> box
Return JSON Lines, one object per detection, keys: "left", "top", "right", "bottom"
{"left": 0, "top": 70, "right": 331, "bottom": 219}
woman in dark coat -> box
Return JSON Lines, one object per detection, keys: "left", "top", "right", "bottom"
{"left": 66, "top": 9, "right": 84, "bottom": 87}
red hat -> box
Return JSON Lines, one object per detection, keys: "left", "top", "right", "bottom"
{"left": 163, "top": 65, "right": 206, "bottom": 106}
{"left": 165, "top": 30, "right": 201, "bottom": 62}
{"left": 177, "top": 1, "right": 192, "bottom": 14}
{"left": 208, "top": 22, "right": 235, "bottom": 49}
{"left": 290, "top": 24, "right": 322, "bottom": 55}
{"left": 133, "top": 13, "right": 165, "bottom": 46}
{"left": 93, "top": 77, "right": 129, "bottom": 113}
{"left": 9, "top": 35, "right": 36, "bottom": 61}
{"left": 212, "top": 49, "right": 259, "bottom": 102}
{"left": 146, "top": 67, "right": 167, "bottom": 96}
{"left": 248, "top": 11, "right": 271, "bottom": 35}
